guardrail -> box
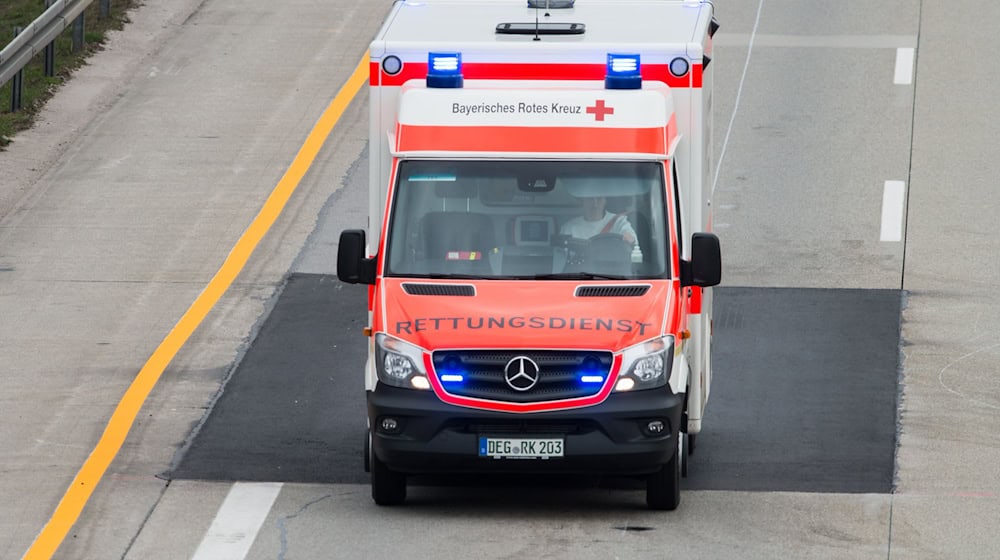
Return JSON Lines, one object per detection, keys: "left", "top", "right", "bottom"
{"left": 1, "top": 0, "right": 108, "bottom": 110}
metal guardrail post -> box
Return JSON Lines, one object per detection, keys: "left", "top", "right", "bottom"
{"left": 44, "top": 0, "right": 57, "bottom": 77}
{"left": 1, "top": 0, "right": 97, "bottom": 88}
{"left": 45, "top": 39, "right": 55, "bottom": 77}
{"left": 100, "top": 0, "right": 111, "bottom": 18}
{"left": 11, "top": 27, "right": 24, "bottom": 112}
{"left": 72, "top": 12, "right": 85, "bottom": 52}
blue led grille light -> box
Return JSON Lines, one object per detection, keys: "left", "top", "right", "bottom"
{"left": 605, "top": 53, "right": 642, "bottom": 90}
{"left": 580, "top": 375, "right": 605, "bottom": 384}
{"left": 427, "top": 52, "right": 464, "bottom": 88}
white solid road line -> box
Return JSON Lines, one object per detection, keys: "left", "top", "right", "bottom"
{"left": 894, "top": 47, "right": 915, "bottom": 85}
{"left": 712, "top": 0, "right": 765, "bottom": 196}
{"left": 191, "top": 482, "right": 283, "bottom": 560}
{"left": 714, "top": 33, "right": 917, "bottom": 49}
{"left": 880, "top": 180, "right": 907, "bottom": 242}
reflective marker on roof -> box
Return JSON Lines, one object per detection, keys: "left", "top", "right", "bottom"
{"left": 669, "top": 57, "right": 690, "bottom": 78}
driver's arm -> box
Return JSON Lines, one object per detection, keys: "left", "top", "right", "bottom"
{"left": 614, "top": 215, "right": 637, "bottom": 245}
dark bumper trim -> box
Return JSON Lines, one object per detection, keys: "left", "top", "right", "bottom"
{"left": 368, "top": 384, "right": 684, "bottom": 476}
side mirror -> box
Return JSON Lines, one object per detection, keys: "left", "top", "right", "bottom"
{"left": 681, "top": 232, "right": 721, "bottom": 287}
{"left": 337, "top": 229, "right": 376, "bottom": 285}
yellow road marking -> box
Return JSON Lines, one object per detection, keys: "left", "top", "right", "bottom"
{"left": 23, "top": 53, "right": 369, "bottom": 560}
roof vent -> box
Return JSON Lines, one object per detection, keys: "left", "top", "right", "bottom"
{"left": 495, "top": 22, "right": 585, "bottom": 35}
{"left": 527, "top": 0, "right": 575, "bottom": 8}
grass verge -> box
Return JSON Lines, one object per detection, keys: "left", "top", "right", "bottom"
{"left": 0, "top": 0, "right": 138, "bottom": 149}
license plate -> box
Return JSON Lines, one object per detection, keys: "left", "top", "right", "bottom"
{"left": 478, "top": 437, "right": 564, "bottom": 459}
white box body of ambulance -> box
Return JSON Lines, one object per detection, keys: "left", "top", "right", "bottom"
{"left": 337, "top": 0, "right": 721, "bottom": 510}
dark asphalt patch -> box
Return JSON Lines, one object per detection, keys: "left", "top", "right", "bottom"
{"left": 170, "top": 277, "right": 900, "bottom": 494}
{"left": 685, "top": 287, "right": 900, "bottom": 493}
{"left": 169, "top": 274, "right": 371, "bottom": 484}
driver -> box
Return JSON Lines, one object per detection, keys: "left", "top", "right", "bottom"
{"left": 560, "top": 195, "right": 637, "bottom": 244}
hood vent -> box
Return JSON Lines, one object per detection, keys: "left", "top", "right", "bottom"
{"left": 575, "top": 285, "right": 650, "bottom": 297}
{"left": 402, "top": 283, "right": 475, "bottom": 296}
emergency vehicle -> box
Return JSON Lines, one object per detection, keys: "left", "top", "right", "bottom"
{"left": 337, "top": 0, "right": 721, "bottom": 510}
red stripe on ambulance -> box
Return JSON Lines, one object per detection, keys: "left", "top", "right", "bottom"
{"left": 370, "top": 61, "right": 703, "bottom": 88}
{"left": 396, "top": 124, "right": 669, "bottom": 154}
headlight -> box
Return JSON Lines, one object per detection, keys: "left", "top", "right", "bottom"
{"left": 375, "top": 333, "right": 431, "bottom": 390}
{"left": 614, "top": 335, "right": 674, "bottom": 391}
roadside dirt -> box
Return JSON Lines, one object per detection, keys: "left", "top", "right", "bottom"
{"left": 0, "top": 0, "right": 206, "bottom": 222}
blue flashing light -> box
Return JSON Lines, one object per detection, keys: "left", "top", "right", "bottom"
{"left": 605, "top": 53, "right": 642, "bottom": 90}
{"left": 427, "top": 52, "right": 464, "bottom": 88}
{"left": 438, "top": 356, "right": 466, "bottom": 383}
{"left": 578, "top": 356, "right": 606, "bottom": 385}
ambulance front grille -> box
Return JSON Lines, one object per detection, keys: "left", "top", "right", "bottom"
{"left": 432, "top": 350, "right": 613, "bottom": 403}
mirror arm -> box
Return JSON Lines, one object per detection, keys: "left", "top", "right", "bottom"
{"left": 360, "top": 256, "right": 377, "bottom": 285}
{"left": 679, "top": 259, "right": 693, "bottom": 287}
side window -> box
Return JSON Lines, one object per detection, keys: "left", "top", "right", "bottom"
{"left": 672, "top": 162, "right": 684, "bottom": 258}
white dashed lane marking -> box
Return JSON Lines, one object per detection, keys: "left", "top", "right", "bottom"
{"left": 894, "top": 47, "right": 915, "bottom": 85}
{"left": 880, "top": 180, "right": 907, "bottom": 242}
{"left": 191, "top": 482, "right": 283, "bottom": 560}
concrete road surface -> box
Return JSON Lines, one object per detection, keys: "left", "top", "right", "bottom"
{"left": 0, "top": 0, "right": 998, "bottom": 558}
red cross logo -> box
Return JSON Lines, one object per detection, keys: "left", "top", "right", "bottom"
{"left": 586, "top": 99, "right": 614, "bottom": 121}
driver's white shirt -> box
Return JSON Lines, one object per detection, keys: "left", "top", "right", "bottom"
{"left": 560, "top": 211, "right": 636, "bottom": 241}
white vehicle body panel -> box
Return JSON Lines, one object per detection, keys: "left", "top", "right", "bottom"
{"left": 366, "top": 0, "right": 716, "bottom": 432}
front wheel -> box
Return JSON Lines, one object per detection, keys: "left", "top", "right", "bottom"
{"left": 680, "top": 431, "right": 689, "bottom": 478}
{"left": 370, "top": 439, "right": 406, "bottom": 506}
{"left": 646, "top": 434, "right": 681, "bottom": 510}
{"left": 363, "top": 431, "right": 371, "bottom": 473}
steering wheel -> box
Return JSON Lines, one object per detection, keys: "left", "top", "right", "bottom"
{"left": 554, "top": 233, "right": 632, "bottom": 272}
{"left": 587, "top": 232, "right": 630, "bottom": 247}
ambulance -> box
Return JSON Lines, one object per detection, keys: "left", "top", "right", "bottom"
{"left": 337, "top": 0, "right": 721, "bottom": 510}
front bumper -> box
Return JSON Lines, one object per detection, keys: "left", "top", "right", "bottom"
{"left": 368, "top": 385, "right": 684, "bottom": 476}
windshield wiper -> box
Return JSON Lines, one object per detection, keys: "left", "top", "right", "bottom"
{"left": 399, "top": 272, "right": 629, "bottom": 280}
{"left": 532, "top": 272, "right": 629, "bottom": 280}
{"left": 422, "top": 273, "right": 491, "bottom": 280}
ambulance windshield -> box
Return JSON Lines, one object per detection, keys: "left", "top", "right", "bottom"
{"left": 384, "top": 160, "right": 671, "bottom": 280}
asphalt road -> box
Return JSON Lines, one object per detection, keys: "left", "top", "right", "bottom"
{"left": 171, "top": 278, "right": 900, "bottom": 495}
{"left": 1, "top": 0, "right": 998, "bottom": 558}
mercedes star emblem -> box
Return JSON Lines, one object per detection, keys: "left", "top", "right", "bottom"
{"left": 504, "top": 356, "right": 540, "bottom": 391}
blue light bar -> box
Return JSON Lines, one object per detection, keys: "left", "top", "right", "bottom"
{"left": 427, "top": 52, "right": 464, "bottom": 88}
{"left": 605, "top": 53, "right": 642, "bottom": 90}
{"left": 580, "top": 375, "right": 605, "bottom": 384}
{"left": 440, "top": 374, "right": 464, "bottom": 383}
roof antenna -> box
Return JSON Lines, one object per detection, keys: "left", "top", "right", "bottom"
{"left": 533, "top": 3, "right": 541, "bottom": 41}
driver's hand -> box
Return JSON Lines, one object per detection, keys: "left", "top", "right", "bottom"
{"left": 623, "top": 232, "right": 636, "bottom": 244}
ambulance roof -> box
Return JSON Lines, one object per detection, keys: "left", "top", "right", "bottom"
{"left": 373, "top": 0, "right": 711, "bottom": 55}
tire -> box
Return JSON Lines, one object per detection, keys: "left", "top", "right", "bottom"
{"left": 370, "top": 441, "right": 406, "bottom": 506}
{"left": 363, "top": 431, "right": 371, "bottom": 473}
{"left": 646, "top": 433, "right": 681, "bottom": 510}
{"left": 680, "top": 431, "right": 689, "bottom": 478}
